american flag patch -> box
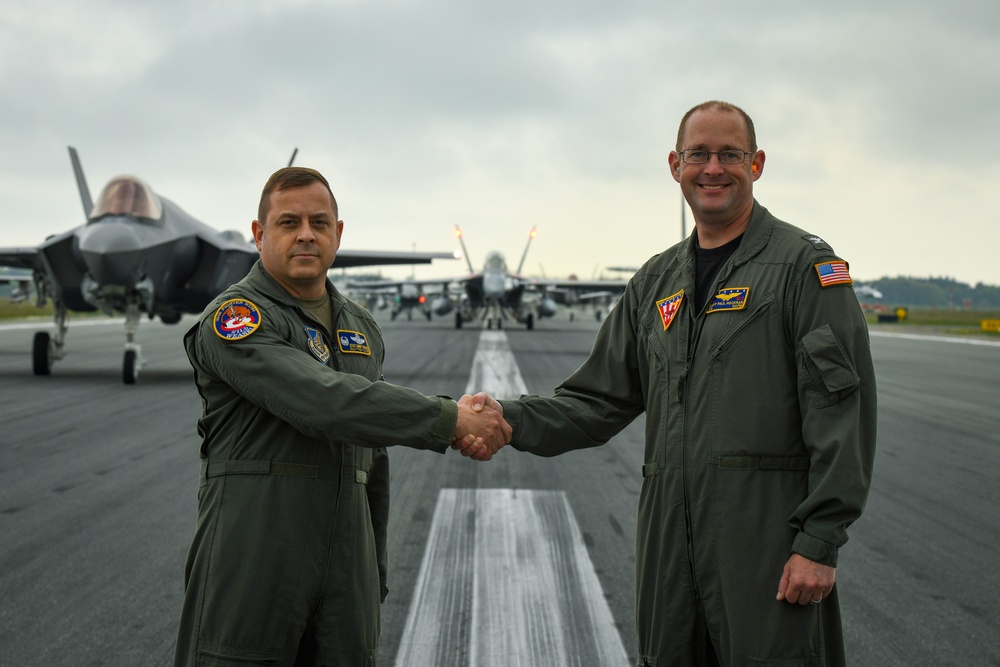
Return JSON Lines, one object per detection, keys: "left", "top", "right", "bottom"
{"left": 655, "top": 290, "right": 684, "bottom": 331}
{"left": 815, "top": 261, "right": 853, "bottom": 287}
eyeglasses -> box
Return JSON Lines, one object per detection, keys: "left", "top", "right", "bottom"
{"left": 678, "top": 149, "right": 751, "bottom": 165}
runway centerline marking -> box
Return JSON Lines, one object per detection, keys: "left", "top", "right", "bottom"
{"left": 394, "top": 489, "right": 629, "bottom": 667}
{"left": 463, "top": 329, "right": 529, "bottom": 399}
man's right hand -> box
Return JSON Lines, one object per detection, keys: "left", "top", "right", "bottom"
{"left": 451, "top": 393, "right": 510, "bottom": 461}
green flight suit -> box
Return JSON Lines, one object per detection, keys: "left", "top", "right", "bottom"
{"left": 502, "top": 202, "right": 877, "bottom": 666}
{"left": 173, "top": 261, "right": 456, "bottom": 667}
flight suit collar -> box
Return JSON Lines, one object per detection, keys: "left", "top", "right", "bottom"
{"left": 246, "top": 260, "right": 347, "bottom": 312}
{"left": 725, "top": 200, "right": 773, "bottom": 270}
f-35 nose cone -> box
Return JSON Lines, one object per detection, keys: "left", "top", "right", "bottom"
{"left": 77, "top": 219, "right": 143, "bottom": 286}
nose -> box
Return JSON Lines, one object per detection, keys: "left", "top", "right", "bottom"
{"left": 701, "top": 154, "right": 728, "bottom": 174}
{"left": 295, "top": 220, "right": 316, "bottom": 242}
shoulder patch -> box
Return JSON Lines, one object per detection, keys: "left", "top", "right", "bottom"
{"left": 802, "top": 234, "right": 833, "bottom": 251}
{"left": 655, "top": 290, "right": 684, "bottom": 331}
{"left": 337, "top": 329, "right": 372, "bottom": 356}
{"left": 304, "top": 327, "right": 331, "bottom": 363}
{"left": 706, "top": 287, "right": 750, "bottom": 313}
{"left": 815, "top": 261, "right": 853, "bottom": 287}
{"left": 213, "top": 298, "right": 262, "bottom": 340}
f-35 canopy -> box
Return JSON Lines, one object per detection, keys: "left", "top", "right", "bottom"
{"left": 90, "top": 176, "right": 162, "bottom": 221}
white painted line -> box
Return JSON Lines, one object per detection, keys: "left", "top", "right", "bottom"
{"left": 395, "top": 489, "right": 629, "bottom": 667}
{"left": 463, "top": 330, "right": 529, "bottom": 399}
{"left": 869, "top": 330, "right": 1000, "bottom": 347}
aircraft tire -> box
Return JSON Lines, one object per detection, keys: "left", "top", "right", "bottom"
{"left": 32, "top": 331, "right": 51, "bottom": 376}
{"left": 123, "top": 349, "right": 139, "bottom": 385}
{"left": 455, "top": 313, "right": 463, "bottom": 329}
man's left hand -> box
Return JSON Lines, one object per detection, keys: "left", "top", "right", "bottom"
{"left": 776, "top": 553, "right": 836, "bottom": 605}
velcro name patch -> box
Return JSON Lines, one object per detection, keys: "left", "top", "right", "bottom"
{"left": 706, "top": 287, "right": 750, "bottom": 314}
{"left": 337, "top": 330, "right": 372, "bottom": 356}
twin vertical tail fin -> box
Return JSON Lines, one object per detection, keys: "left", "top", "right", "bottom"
{"left": 68, "top": 146, "right": 93, "bottom": 219}
{"left": 515, "top": 226, "right": 537, "bottom": 276}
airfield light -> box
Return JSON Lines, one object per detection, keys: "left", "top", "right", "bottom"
{"left": 454, "top": 227, "right": 463, "bottom": 238}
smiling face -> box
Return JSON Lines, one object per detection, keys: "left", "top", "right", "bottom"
{"left": 669, "top": 107, "right": 764, "bottom": 247}
{"left": 252, "top": 181, "right": 343, "bottom": 299}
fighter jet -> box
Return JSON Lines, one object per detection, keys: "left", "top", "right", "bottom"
{"left": 432, "top": 226, "right": 627, "bottom": 330}
{"left": 346, "top": 279, "right": 438, "bottom": 322}
{"left": 408, "top": 226, "right": 543, "bottom": 330}
{"left": 0, "top": 148, "right": 456, "bottom": 383}
{"left": 542, "top": 271, "right": 629, "bottom": 322}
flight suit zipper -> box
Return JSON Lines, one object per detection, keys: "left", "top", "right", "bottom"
{"left": 679, "top": 356, "right": 700, "bottom": 602}
{"left": 680, "top": 298, "right": 708, "bottom": 603}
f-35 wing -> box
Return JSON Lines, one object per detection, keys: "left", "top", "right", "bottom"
{"left": 334, "top": 249, "right": 458, "bottom": 268}
{"left": 0, "top": 247, "right": 45, "bottom": 272}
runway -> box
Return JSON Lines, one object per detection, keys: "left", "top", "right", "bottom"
{"left": 0, "top": 312, "right": 998, "bottom": 665}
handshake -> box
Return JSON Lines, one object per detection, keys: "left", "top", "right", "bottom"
{"left": 451, "top": 392, "right": 510, "bottom": 461}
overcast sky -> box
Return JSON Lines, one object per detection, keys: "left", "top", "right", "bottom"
{"left": 2, "top": 0, "right": 998, "bottom": 286}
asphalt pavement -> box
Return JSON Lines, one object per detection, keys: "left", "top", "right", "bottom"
{"left": 0, "top": 312, "right": 998, "bottom": 666}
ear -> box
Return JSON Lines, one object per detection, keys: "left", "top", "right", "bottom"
{"left": 750, "top": 150, "right": 765, "bottom": 181}
{"left": 334, "top": 220, "right": 344, "bottom": 250}
{"left": 668, "top": 151, "right": 682, "bottom": 183}
{"left": 252, "top": 220, "right": 264, "bottom": 251}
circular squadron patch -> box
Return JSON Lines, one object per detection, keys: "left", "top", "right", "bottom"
{"left": 213, "top": 298, "right": 262, "bottom": 340}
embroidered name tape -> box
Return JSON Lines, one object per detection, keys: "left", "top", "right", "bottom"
{"left": 706, "top": 287, "right": 750, "bottom": 314}
{"left": 337, "top": 330, "right": 371, "bottom": 356}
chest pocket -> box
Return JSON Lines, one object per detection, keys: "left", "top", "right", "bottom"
{"left": 708, "top": 290, "right": 777, "bottom": 361}
{"left": 332, "top": 329, "right": 383, "bottom": 381}
{"left": 798, "top": 324, "right": 860, "bottom": 408}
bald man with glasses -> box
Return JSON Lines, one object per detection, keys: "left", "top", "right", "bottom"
{"left": 461, "top": 100, "right": 877, "bottom": 666}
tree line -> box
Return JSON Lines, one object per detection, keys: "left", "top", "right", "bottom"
{"left": 862, "top": 276, "right": 1000, "bottom": 308}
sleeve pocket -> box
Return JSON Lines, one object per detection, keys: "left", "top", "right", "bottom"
{"left": 799, "top": 324, "right": 860, "bottom": 408}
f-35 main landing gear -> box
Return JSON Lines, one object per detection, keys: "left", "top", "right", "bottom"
{"left": 32, "top": 302, "right": 67, "bottom": 376}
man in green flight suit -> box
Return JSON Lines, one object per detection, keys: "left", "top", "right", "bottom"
{"left": 173, "top": 166, "right": 509, "bottom": 666}
{"left": 461, "top": 101, "right": 877, "bottom": 665}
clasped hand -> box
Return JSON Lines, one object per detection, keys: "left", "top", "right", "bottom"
{"left": 451, "top": 392, "right": 510, "bottom": 461}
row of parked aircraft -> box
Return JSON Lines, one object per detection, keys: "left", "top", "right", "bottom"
{"left": 348, "top": 226, "right": 628, "bottom": 330}
{"left": 0, "top": 148, "right": 630, "bottom": 384}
